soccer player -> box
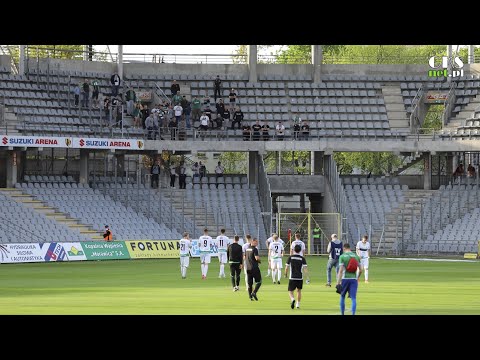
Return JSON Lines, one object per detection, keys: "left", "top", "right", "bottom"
{"left": 290, "top": 232, "right": 306, "bottom": 256}
{"left": 326, "top": 233, "right": 343, "bottom": 287}
{"left": 198, "top": 228, "right": 213, "bottom": 279}
{"left": 179, "top": 232, "right": 192, "bottom": 279}
{"left": 336, "top": 243, "right": 363, "bottom": 315}
{"left": 242, "top": 234, "right": 252, "bottom": 290}
{"left": 215, "top": 228, "right": 230, "bottom": 278}
{"left": 265, "top": 233, "right": 275, "bottom": 277}
{"left": 285, "top": 244, "right": 310, "bottom": 309}
{"left": 268, "top": 234, "right": 284, "bottom": 284}
{"left": 356, "top": 235, "right": 371, "bottom": 283}
{"left": 227, "top": 235, "right": 243, "bottom": 291}
{"left": 245, "top": 237, "right": 262, "bottom": 301}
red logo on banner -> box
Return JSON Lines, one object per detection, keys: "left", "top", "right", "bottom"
{"left": 79, "top": 139, "right": 85, "bottom": 147}
{"left": 2, "top": 137, "right": 7, "bottom": 145}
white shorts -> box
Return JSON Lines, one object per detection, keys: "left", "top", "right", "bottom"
{"left": 270, "top": 258, "right": 283, "bottom": 269}
{"left": 180, "top": 256, "right": 190, "bottom": 268}
{"left": 361, "top": 257, "right": 369, "bottom": 268}
{"left": 200, "top": 253, "right": 211, "bottom": 264}
{"left": 218, "top": 252, "right": 227, "bottom": 263}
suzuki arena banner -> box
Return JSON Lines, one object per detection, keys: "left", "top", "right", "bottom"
{"left": 1, "top": 135, "right": 72, "bottom": 148}
{"left": 126, "top": 240, "right": 180, "bottom": 259}
{"left": 82, "top": 241, "right": 130, "bottom": 260}
{"left": 190, "top": 238, "right": 244, "bottom": 258}
{"left": 72, "top": 137, "right": 144, "bottom": 150}
{"left": 0, "top": 135, "right": 144, "bottom": 150}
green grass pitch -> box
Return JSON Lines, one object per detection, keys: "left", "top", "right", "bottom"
{"left": 0, "top": 257, "right": 479, "bottom": 314}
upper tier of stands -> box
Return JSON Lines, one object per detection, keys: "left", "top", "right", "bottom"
{"left": 1, "top": 66, "right": 478, "bottom": 140}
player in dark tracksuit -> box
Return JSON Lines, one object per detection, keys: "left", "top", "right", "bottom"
{"left": 227, "top": 235, "right": 243, "bottom": 292}
{"left": 245, "top": 238, "right": 262, "bottom": 301}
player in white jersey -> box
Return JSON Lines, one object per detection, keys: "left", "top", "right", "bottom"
{"left": 242, "top": 234, "right": 252, "bottom": 290}
{"left": 268, "top": 234, "right": 284, "bottom": 284}
{"left": 266, "top": 233, "right": 284, "bottom": 277}
{"left": 198, "top": 228, "right": 213, "bottom": 279}
{"left": 356, "top": 234, "right": 371, "bottom": 283}
{"left": 215, "top": 228, "right": 230, "bottom": 278}
{"left": 290, "top": 233, "right": 306, "bottom": 256}
{"left": 179, "top": 232, "right": 192, "bottom": 279}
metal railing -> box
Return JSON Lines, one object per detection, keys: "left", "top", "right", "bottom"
{"left": 442, "top": 82, "right": 457, "bottom": 127}
{"left": 409, "top": 86, "right": 425, "bottom": 132}
{"left": 324, "top": 155, "right": 347, "bottom": 240}
{"left": 258, "top": 154, "right": 273, "bottom": 236}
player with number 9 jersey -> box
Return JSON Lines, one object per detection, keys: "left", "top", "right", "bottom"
{"left": 199, "top": 229, "right": 213, "bottom": 279}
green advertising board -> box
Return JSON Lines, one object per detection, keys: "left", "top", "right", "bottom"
{"left": 82, "top": 242, "right": 130, "bottom": 260}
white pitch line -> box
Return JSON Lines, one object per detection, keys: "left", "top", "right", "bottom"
{"left": 382, "top": 257, "right": 478, "bottom": 263}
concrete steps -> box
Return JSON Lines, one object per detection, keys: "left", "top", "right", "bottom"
{"left": 381, "top": 190, "right": 437, "bottom": 254}
{"left": 0, "top": 188, "right": 103, "bottom": 240}
{"left": 382, "top": 85, "right": 409, "bottom": 130}
{"left": 446, "top": 94, "right": 480, "bottom": 129}
{"left": 390, "top": 152, "right": 424, "bottom": 176}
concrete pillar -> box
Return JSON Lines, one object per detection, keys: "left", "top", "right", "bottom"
{"left": 6, "top": 150, "right": 19, "bottom": 188}
{"left": 468, "top": 45, "right": 475, "bottom": 64}
{"left": 19, "top": 45, "right": 25, "bottom": 76}
{"left": 446, "top": 154, "right": 453, "bottom": 176}
{"left": 313, "top": 151, "right": 324, "bottom": 175}
{"left": 424, "top": 152, "right": 432, "bottom": 190}
{"left": 447, "top": 45, "right": 452, "bottom": 83}
{"left": 83, "top": 45, "right": 89, "bottom": 61}
{"left": 118, "top": 45, "right": 124, "bottom": 80}
{"left": 248, "top": 151, "right": 258, "bottom": 185}
{"left": 278, "top": 151, "right": 282, "bottom": 174}
{"left": 79, "top": 149, "right": 89, "bottom": 184}
{"left": 312, "top": 45, "right": 322, "bottom": 83}
{"left": 247, "top": 45, "right": 257, "bottom": 83}
{"left": 116, "top": 153, "right": 125, "bottom": 178}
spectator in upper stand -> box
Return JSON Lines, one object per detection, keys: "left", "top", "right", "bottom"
{"left": 125, "top": 86, "right": 136, "bottom": 116}
{"left": 301, "top": 120, "right": 310, "bottom": 141}
{"left": 242, "top": 122, "right": 251, "bottom": 141}
{"left": 141, "top": 104, "right": 149, "bottom": 129}
{"left": 199, "top": 111, "right": 210, "bottom": 134}
{"left": 103, "top": 96, "right": 111, "bottom": 124}
{"left": 183, "top": 100, "right": 191, "bottom": 129}
{"left": 169, "top": 162, "right": 177, "bottom": 188}
{"left": 191, "top": 162, "right": 200, "bottom": 179}
{"left": 82, "top": 79, "right": 90, "bottom": 108}
{"left": 214, "top": 75, "right": 222, "bottom": 101}
{"left": 216, "top": 98, "right": 226, "bottom": 118}
{"left": 228, "top": 88, "right": 237, "bottom": 113}
{"left": 174, "top": 103, "right": 183, "bottom": 124}
{"left": 173, "top": 91, "right": 182, "bottom": 106}
{"left": 293, "top": 114, "right": 302, "bottom": 140}
{"left": 467, "top": 163, "right": 476, "bottom": 178}
{"left": 73, "top": 83, "right": 80, "bottom": 107}
{"left": 151, "top": 159, "right": 161, "bottom": 189}
{"left": 178, "top": 161, "right": 187, "bottom": 189}
{"left": 203, "top": 94, "right": 211, "bottom": 106}
{"left": 110, "top": 72, "right": 121, "bottom": 97}
{"left": 204, "top": 106, "right": 212, "bottom": 124}
{"left": 199, "top": 161, "right": 207, "bottom": 181}
{"left": 453, "top": 163, "right": 464, "bottom": 182}
{"left": 261, "top": 122, "right": 270, "bottom": 141}
{"left": 221, "top": 107, "right": 230, "bottom": 129}
{"left": 180, "top": 95, "right": 188, "bottom": 109}
{"left": 171, "top": 80, "right": 180, "bottom": 97}
{"left": 132, "top": 103, "right": 142, "bottom": 128}
{"left": 145, "top": 113, "right": 159, "bottom": 140}
{"left": 215, "top": 161, "right": 225, "bottom": 184}
{"left": 276, "top": 121, "right": 285, "bottom": 141}
{"left": 192, "top": 95, "right": 202, "bottom": 123}
{"left": 92, "top": 78, "right": 100, "bottom": 109}
{"left": 252, "top": 120, "right": 262, "bottom": 141}
{"left": 169, "top": 117, "right": 177, "bottom": 140}
{"left": 232, "top": 106, "right": 244, "bottom": 130}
